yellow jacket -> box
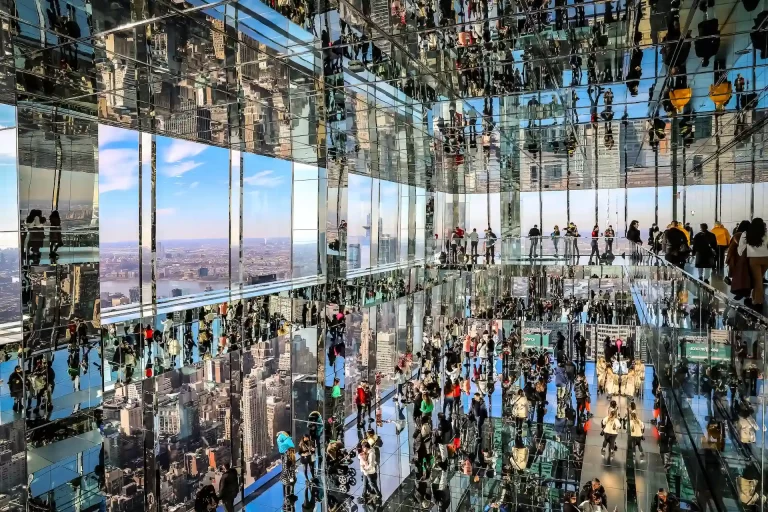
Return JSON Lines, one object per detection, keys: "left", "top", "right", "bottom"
{"left": 711, "top": 224, "right": 731, "bottom": 246}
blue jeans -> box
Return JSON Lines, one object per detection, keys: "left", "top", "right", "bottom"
{"left": 443, "top": 396, "right": 454, "bottom": 418}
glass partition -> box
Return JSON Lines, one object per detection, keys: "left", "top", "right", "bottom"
{"left": 243, "top": 154, "right": 292, "bottom": 284}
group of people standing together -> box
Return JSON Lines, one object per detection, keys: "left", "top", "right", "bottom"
{"left": 442, "top": 226, "right": 499, "bottom": 265}
{"left": 527, "top": 223, "right": 616, "bottom": 262}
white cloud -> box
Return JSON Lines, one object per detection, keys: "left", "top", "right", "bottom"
{"left": 0, "top": 129, "right": 16, "bottom": 158}
{"left": 162, "top": 160, "right": 202, "bottom": 177}
{"left": 99, "top": 125, "right": 137, "bottom": 148}
{"left": 99, "top": 148, "right": 139, "bottom": 193}
{"left": 157, "top": 208, "right": 176, "bottom": 216}
{"left": 164, "top": 139, "right": 208, "bottom": 163}
{"left": 244, "top": 170, "right": 284, "bottom": 187}
{"left": 189, "top": 181, "right": 199, "bottom": 189}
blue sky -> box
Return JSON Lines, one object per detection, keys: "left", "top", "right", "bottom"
{"left": 156, "top": 137, "right": 230, "bottom": 242}
{"left": 0, "top": 104, "right": 17, "bottom": 247}
{"left": 99, "top": 125, "right": 139, "bottom": 244}
{"left": 243, "top": 153, "right": 292, "bottom": 239}
{"left": 99, "top": 127, "right": 318, "bottom": 242}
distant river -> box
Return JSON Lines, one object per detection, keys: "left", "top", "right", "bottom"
{"left": 101, "top": 279, "right": 228, "bottom": 299}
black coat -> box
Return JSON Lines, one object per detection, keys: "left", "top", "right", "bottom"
{"left": 692, "top": 230, "right": 718, "bottom": 268}
{"left": 470, "top": 399, "right": 488, "bottom": 421}
{"left": 664, "top": 228, "right": 688, "bottom": 262}
{"left": 626, "top": 226, "right": 642, "bottom": 244}
{"left": 194, "top": 485, "right": 218, "bottom": 512}
{"left": 438, "top": 417, "right": 453, "bottom": 444}
{"left": 651, "top": 494, "right": 680, "bottom": 512}
{"left": 8, "top": 371, "right": 23, "bottom": 397}
{"left": 691, "top": 231, "right": 717, "bottom": 268}
{"left": 218, "top": 468, "right": 239, "bottom": 501}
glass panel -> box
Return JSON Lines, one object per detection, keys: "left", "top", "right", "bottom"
{"left": 243, "top": 154, "right": 292, "bottom": 283}
{"left": 292, "top": 180, "right": 319, "bottom": 231}
{"left": 155, "top": 138, "right": 230, "bottom": 300}
{"left": 292, "top": 230, "right": 318, "bottom": 279}
{"left": 348, "top": 174, "right": 372, "bottom": 271}
{"left": 99, "top": 126, "right": 140, "bottom": 309}
{"left": 379, "top": 181, "right": 398, "bottom": 265}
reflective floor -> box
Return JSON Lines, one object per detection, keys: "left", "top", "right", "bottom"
{"left": 245, "top": 354, "right": 689, "bottom": 512}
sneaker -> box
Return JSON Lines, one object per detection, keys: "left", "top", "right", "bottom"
{"left": 601, "top": 447, "right": 606, "bottom": 455}
{"left": 639, "top": 455, "right": 645, "bottom": 463}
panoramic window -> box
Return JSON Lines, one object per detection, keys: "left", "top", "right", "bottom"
{"left": 292, "top": 163, "right": 319, "bottom": 278}
{"left": 378, "top": 180, "right": 399, "bottom": 265}
{"left": 155, "top": 137, "right": 230, "bottom": 299}
{"left": 98, "top": 125, "right": 139, "bottom": 308}
{"left": 347, "top": 173, "right": 372, "bottom": 270}
{"left": 243, "top": 153, "right": 292, "bottom": 284}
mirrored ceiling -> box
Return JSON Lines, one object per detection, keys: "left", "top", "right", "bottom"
{"left": 3, "top": 0, "right": 768, "bottom": 192}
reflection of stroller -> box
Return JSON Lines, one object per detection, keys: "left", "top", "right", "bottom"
{"left": 328, "top": 449, "right": 358, "bottom": 492}
{"left": 328, "top": 489, "right": 358, "bottom": 512}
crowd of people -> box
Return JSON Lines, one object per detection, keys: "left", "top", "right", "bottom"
{"left": 247, "top": 306, "right": 685, "bottom": 512}
{"left": 527, "top": 223, "right": 616, "bottom": 264}
{"left": 440, "top": 226, "right": 499, "bottom": 265}
{"left": 525, "top": 218, "right": 768, "bottom": 311}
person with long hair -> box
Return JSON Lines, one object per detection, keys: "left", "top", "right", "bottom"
{"left": 727, "top": 220, "right": 752, "bottom": 301}
{"left": 739, "top": 218, "right": 768, "bottom": 309}
{"left": 601, "top": 409, "right": 621, "bottom": 460}
{"left": 552, "top": 225, "right": 561, "bottom": 257}
{"left": 628, "top": 411, "right": 646, "bottom": 463}
{"left": 626, "top": 220, "right": 642, "bottom": 245}
{"left": 280, "top": 447, "right": 297, "bottom": 498}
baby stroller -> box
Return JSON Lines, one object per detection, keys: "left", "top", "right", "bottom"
{"left": 328, "top": 449, "right": 358, "bottom": 492}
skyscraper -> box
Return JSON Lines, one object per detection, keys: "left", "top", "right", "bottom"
{"left": 242, "top": 368, "right": 268, "bottom": 462}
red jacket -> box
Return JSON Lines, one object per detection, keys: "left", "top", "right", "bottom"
{"left": 355, "top": 386, "right": 366, "bottom": 405}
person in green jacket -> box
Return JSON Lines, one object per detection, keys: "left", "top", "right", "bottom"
{"left": 331, "top": 378, "right": 342, "bottom": 417}
{"left": 420, "top": 394, "right": 434, "bottom": 415}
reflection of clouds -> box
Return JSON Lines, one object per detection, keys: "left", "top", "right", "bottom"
{"left": 98, "top": 125, "right": 136, "bottom": 148}
{"left": 162, "top": 160, "right": 203, "bottom": 177}
{"left": 99, "top": 148, "right": 138, "bottom": 193}
{"left": 244, "top": 170, "right": 284, "bottom": 187}
{"left": 164, "top": 138, "right": 208, "bottom": 163}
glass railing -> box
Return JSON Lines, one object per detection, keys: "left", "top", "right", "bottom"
{"left": 625, "top": 243, "right": 768, "bottom": 512}
{"left": 430, "top": 235, "right": 653, "bottom": 265}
